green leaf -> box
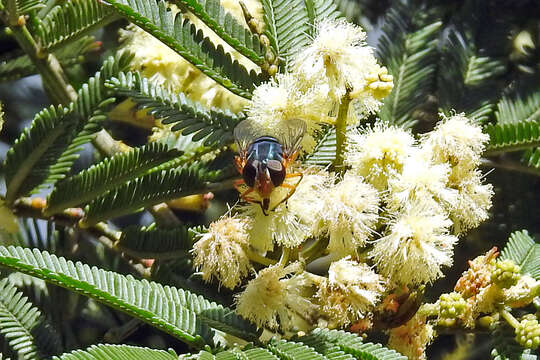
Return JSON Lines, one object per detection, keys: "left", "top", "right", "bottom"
{"left": 5, "top": 0, "right": 44, "bottom": 16}
{"left": 438, "top": 29, "right": 506, "bottom": 119}
{"left": 54, "top": 344, "right": 177, "bottom": 360}
{"left": 0, "top": 53, "right": 35, "bottom": 81}
{"left": 0, "top": 37, "right": 99, "bottom": 83}
{"left": 500, "top": 230, "right": 540, "bottom": 280}
{"left": 495, "top": 90, "right": 540, "bottom": 125}
{"left": 106, "top": 71, "right": 244, "bottom": 145}
{"left": 376, "top": 3, "right": 441, "bottom": 128}
{"left": 300, "top": 328, "right": 407, "bottom": 360}
{"left": 0, "top": 278, "right": 62, "bottom": 359}
{"left": 80, "top": 165, "right": 213, "bottom": 227}
{"left": 115, "top": 224, "right": 199, "bottom": 259}
{"left": 522, "top": 147, "right": 540, "bottom": 170}
{"left": 3, "top": 105, "right": 73, "bottom": 204}
{"left": 484, "top": 120, "right": 540, "bottom": 155}
{"left": 267, "top": 339, "right": 328, "bottom": 360}
{"left": 0, "top": 246, "right": 258, "bottom": 347}
{"left": 3, "top": 53, "right": 133, "bottom": 204}
{"left": 36, "top": 0, "right": 118, "bottom": 52}
{"left": 303, "top": 127, "right": 336, "bottom": 166}
{"left": 104, "top": 0, "right": 261, "bottom": 98}
{"left": 305, "top": 0, "right": 342, "bottom": 36}
{"left": 170, "top": 0, "right": 264, "bottom": 65}
{"left": 45, "top": 143, "right": 182, "bottom": 215}
{"left": 260, "top": 0, "right": 310, "bottom": 64}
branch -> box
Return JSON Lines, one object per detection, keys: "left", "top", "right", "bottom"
{"left": 12, "top": 197, "right": 150, "bottom": 277}
{"left": 481, "top": 157, "right": 540, "bottom": 177}
{"left": 4, "top": 17, "right": 77, "bottom": 105}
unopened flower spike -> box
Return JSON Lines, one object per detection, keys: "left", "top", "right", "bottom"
{"left": 192, "top": 212, "right": 252, "bottom": 289}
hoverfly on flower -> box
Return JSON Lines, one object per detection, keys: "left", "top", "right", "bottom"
{"left": 233, "top": 119, "right": 307, "bottom": 215}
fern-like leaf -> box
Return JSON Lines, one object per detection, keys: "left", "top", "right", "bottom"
{"left": 0, "top": 53, "right": 35, "bottom": 81}
{"left": 500, "top": 230, "right": 540, "bottom": 280}
{"left": 3, "top": 105, "right": 73, "bottom": 204}
{"left": 305, "top": 0, "right": 342, "bottom": 36}
{"left": 303, "top": 127, "right": 336, "bottom": 166}
{"left": 170, "top": 0, "right": 264, "bottom": 65}
{"left": 3, "top": 53, "right": 133, "bottom": 204}
{"left": 267, "top": 339, "right": 328, "bottom": 360}
{"left": 376, "top": 3, "right": 441, "bottom": 128}
{"left": 522, "top": 147, "right": 540, "bottom": 170}
{"left": 3, "top": 0, "right": 44, "bottom": 17}
{"left": 484, "top": 120, "right": 540, "bottom": 155}
{"left": 103, "top": 0, "right": 261, "bottom": 98}
{"left": 260, "top": 0, "right": 310, "bottom": 64}
{"left": 438, "top": 29, "right": 506, "bottom": 118}
{"left": 0, "top": 278, "right": 62, "bottom": 360}
{"left": 0, "top": 37, "right": 99, "bottom": 82}
{"left": 0, "top": 246, "right": 259, "bottom": 347}
{"left": 54, "top": 344, "right": 177, "bottom": 360}
{"left": 45, "top": 143, "right": 181, "bottom": 215}
{"left": 80, "top": 165, "right": 213, "bottom": 227}
{"left": 115, "top": 224, "right": 199, "bottom": 259}
{"left": 300, "top": 328, "right": 407, "bottom": 360}
{"left": 106, "top": 71, "right": 243, "bottom": 145}
{"left": 36, "top": 0, "right": 118, "bottom": 52}
{"left": 495, "top": 90, "right": 540, "bottom": 125}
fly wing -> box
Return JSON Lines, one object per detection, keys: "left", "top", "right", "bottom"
{"left": 276, "top": 118, "right": 307, "bottom": 159}
{"left": 233, "top": 120, "right": 265, "bottom": 157}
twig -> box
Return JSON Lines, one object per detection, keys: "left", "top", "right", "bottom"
{"left": 481, "top": 157, "right": 540, "bottom": 177}
{"left": 333, "top": 93, "right": 352, "bottom": 172}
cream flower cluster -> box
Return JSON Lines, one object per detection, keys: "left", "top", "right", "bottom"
{"left": 188, "top": 18, "right": 493, "bottom": 337}
{"left": 247, "top": 19, "right": 393, "bottom": 151}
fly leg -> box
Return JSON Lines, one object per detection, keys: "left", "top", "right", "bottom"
{"left": 233, "top": 179, "right": 260, "bottom": 205}
{"left": 269, "top": 172, "right": 303, "bottom": 211}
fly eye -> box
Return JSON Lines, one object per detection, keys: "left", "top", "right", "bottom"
{"left": 267, "top": 159, "right": 285, "bottom": 186}
{"left": 242, "top": 161, "right": 257, "bottom": 188}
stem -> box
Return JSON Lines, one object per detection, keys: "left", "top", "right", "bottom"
{"left": 13, "top": 197, "right": 149, "bottom": 277}
{"left": 245, "top": 248, "right": 277, "bottom": 266}
{"left": 333, "top": 93, "right": 352, "bottom": 171}
{"left": 300, "top": 237, "right": 329, "bottom": 264}
{"left": 481, "top": 157, "right": 540, "bottom": 177}
{"left": 278, "top": 247, "right": 290, "bottom": 266}
{"left": 500, "top": 308, "right": 520, "bottom": 329}
{"left": 8, "top": 23, "right": 76, "bottom": 105}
